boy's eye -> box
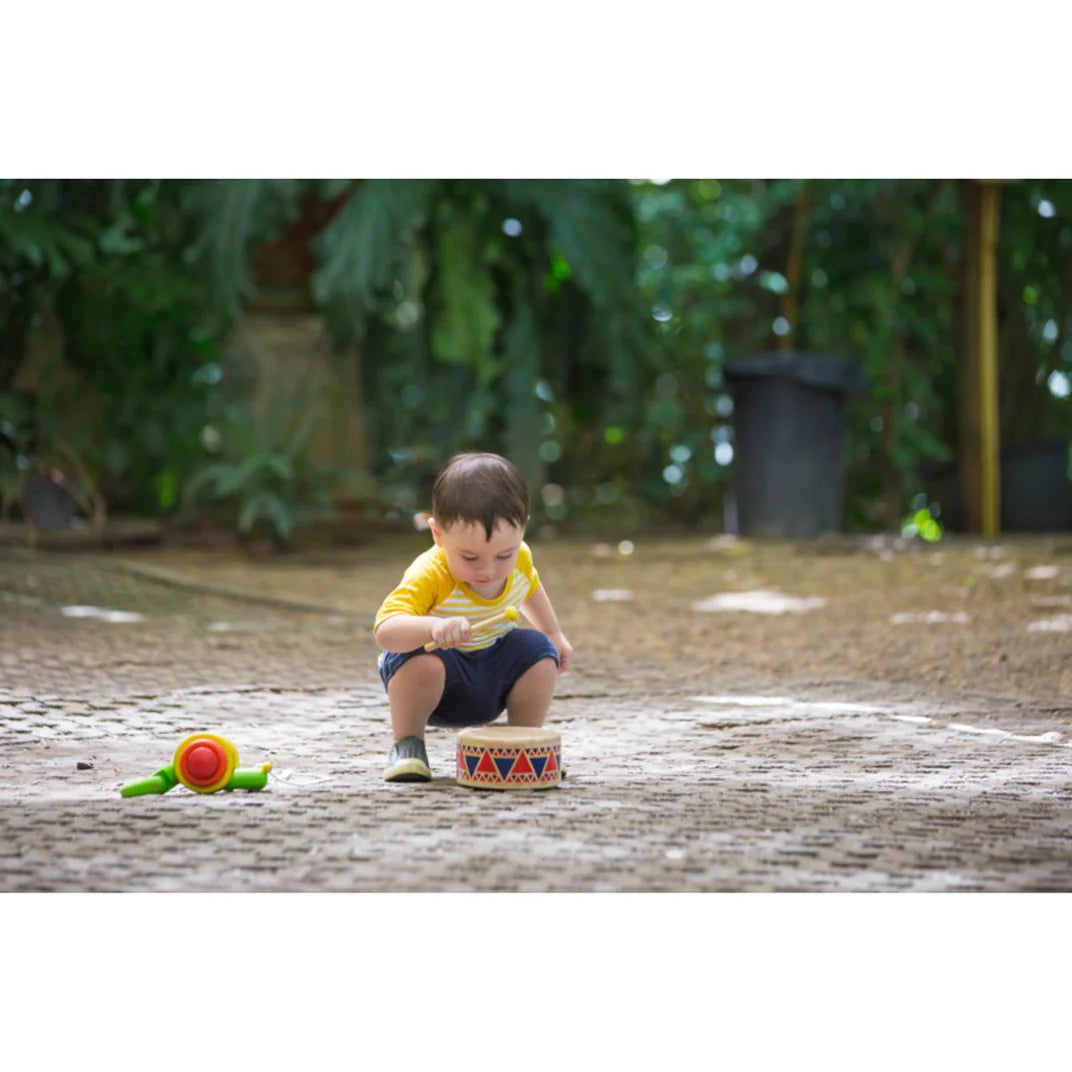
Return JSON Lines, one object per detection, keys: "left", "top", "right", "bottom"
{"left": 497, "top": 552, "right": 513, "bottom": 559}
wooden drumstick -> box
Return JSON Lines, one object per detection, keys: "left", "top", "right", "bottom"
{"left": 424, "top": 605, "right": 520, "bottom": 651}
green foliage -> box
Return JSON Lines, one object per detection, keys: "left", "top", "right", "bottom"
{"left": 0, "top": 181, "right": 224, "bottom": 518}
{"left": 182, "top": 392, "right": 346, "bottom": 548}
{"left": 431, "top": 215, "right": 501, "bottom": 383}
{"left": 994, "top": 180, "right": 1072, "bottom": 443}
{"left": 0, "top": 393, "right": 31, "bottom": 513}
{"left": 184, "top": 179, "right": 305, "bottom": 327}
{"left": 0, "top": 180, "right": 100, "bottom": 392}
{"left": 307, "top": 178, "right": 650, "bottom": 523}
{"left": 311, "top": 179, "right": 434, "bottom": 348}
{"left": 0, "top": 199, "right": 96, "bottom": 277}
{"left": 4, "top": 177, "right": 1070, "bottom": 542}
{"left": 901, "top": 504, "right": 943, "bottom": 542}
{"left": 628, "top": 179, "right": 793, "bottom": 522}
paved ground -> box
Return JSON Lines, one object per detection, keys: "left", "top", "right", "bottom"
{"left": 2, "top": 535, "right": 1071, "bottom": 892}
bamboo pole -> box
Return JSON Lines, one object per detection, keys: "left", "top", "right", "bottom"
{"left": 959, "top": 181, "right": 1002, "bottom": 536}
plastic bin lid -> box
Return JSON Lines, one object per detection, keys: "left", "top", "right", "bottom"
{"left": 724, "top": 351, "right": 868, "bottom": 394}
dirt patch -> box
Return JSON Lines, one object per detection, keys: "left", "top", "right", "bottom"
{"left": 50, "top": 530, "right": 1072, "bottom": 714}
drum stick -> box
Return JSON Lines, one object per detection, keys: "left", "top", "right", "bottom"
{"left": 424, "top": 605, "right": 519, "bottom": 651}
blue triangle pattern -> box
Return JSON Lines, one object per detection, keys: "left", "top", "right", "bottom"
{"left": 465, "top": 753, "right": 480, "bottom": 776}
{"left": 493, "top": 755, "right": 515, "bottom": 778}
{"left": 529, "top": 754, "right": 548, "bottom": 777}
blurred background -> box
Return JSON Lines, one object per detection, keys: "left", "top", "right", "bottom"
{"left": 2, "top": 178, "right": 1070, "bottom": 549}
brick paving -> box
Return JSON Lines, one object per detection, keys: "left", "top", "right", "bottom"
{"left": 2, "top": 545, "right": 1071, "bottom": 892}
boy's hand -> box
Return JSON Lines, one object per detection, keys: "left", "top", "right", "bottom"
{"left": 550, "top": 630, "right": 573, "bottom": 673}
{"left": 430, "top": 616, "right": 472, "bottom": 650}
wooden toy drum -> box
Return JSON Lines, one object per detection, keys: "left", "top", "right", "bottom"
{"left": 456, "top": 725, "right": 561, "bottom": 790}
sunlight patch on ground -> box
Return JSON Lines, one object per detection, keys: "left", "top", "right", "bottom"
{"left": 591, "top": 589, "right": 635, "bottom": 602}
{"left": 692, "top": 589, "right": 826, "bottom": 614}
{"left": 1027, "top": 615, "right": 1072, "bottom": 632}
{"left": 692, "top": 694, "right": 1071, "bottom": 749}
{"left": 945, "top": 722, "right": 1063, "bottom": 744}
{"left": 690, "top": 694, "right": 887, "bottom": 715}
{"left": 1025, "top": 565, "right": 1060, "bottom": 580}
{"left": 60, "top": 605, "right": 144, "bottom": 623}
{"left": 890, "top": 611, "right": 969, "bottom": 625}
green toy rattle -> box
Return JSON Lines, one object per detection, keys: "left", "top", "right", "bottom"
{"left": 120, "top": 733, "right": 271, "bottom": 797}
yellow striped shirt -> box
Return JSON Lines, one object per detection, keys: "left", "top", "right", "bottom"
{"left": 374, "top": 542, "right": 539, "bottom": 651}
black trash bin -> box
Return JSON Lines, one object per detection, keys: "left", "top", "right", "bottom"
{"left": 1000, "top": 439, "right": 1072, "bottom": 532}
{"left": 921, "top": 439, "right": 1072, "bottom": 533}
{"left": 725, "top": 351, "right": 868, "bottom": 537}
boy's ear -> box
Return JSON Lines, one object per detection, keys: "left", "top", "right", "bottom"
{"left": 428, "top": 518, "right": 443, "bottom": 545}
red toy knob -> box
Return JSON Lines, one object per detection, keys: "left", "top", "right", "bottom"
{"left": 184, "top": 743, "right": 222, "bottom": 781}
{"left": 179, "top": 738, "right": 229, "bottom": 787}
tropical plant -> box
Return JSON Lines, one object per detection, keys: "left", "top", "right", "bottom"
{"left": 5, "top": 177, "right": 1070, "bottom": 542}
{"left": 182, "top": 385, "right": 350, "bottom": 548}
{"left": 305, "top": 178, "right": 653, "bottom": 520}
{"left": 0, "top": 179, "right": 100, "bottom": 391}
{"left": 1, "top": 180, "right": 229, "bottom": 518}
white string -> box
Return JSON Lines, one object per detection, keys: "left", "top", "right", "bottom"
{"left": 266, "top": 768, "right": 338, "bottom": 787}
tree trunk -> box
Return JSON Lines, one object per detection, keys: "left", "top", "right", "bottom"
{"left": 778, "top": 182, "right": 810, "bottom": 351}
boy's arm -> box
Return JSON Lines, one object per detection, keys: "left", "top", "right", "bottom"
{"left": 374, "top": 614, "right": 472, "bottom": 653}
{"left": 521, "top": 585, "right": 573, "bottom": 673}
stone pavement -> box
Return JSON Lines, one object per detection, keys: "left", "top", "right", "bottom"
{"left": 2, "top": 545, "right": 1071, "bottom": 892}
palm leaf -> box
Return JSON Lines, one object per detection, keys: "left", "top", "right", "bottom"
{"left": 430, "top": 218, "right": 501, "bottom": 384}
{"left": 181, "top": 462, "right": 232, "bottom": 504}
{"left": 502, "top": 300, "right": 543, "bottom": 492}
{"left": 311, "top": 179, "right": 434, "bottom": 312}
{"left": 238, "top": 489, "right": 282, "bottom": 533}
{"left": 185, "top": 180, "right": 304, "bottom": 323}
{"left": 504, "top": 180, "right": 638, "bottom": 308}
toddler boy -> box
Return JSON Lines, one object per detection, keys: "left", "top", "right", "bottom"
{"left": 373, "top": 453, "right": 573, "bottom": 782}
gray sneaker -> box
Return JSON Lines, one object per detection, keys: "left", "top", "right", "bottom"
{"left": 384, "top": 735, "right": 432, "bottom": 782}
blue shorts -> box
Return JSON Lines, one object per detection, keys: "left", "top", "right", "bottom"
{"left": 377, "top": 628, "right": 559, "bottom": 728}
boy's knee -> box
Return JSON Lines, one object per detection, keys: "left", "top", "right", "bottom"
{"left": 535, "top": 655, "right": 558, "bottom": 676}
{"left": 390, "top": 653, "right": 446, "bottom": 691}
{"left": 516, "top": 656, "right": 558, "bottom": 690}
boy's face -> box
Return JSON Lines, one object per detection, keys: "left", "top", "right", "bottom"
{"left": 430, "top": 518, "right": 526, "bottom": 594}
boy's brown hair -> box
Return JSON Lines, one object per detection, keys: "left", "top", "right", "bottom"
{"left": 431, "top": 453, "right": 530, "bottom": 540}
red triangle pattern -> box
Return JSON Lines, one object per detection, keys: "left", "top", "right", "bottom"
{"left": 456, "top": 744, "right": 561, "bottom": 786}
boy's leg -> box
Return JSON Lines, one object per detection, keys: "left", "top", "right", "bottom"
{"left": 387, "top": 654, "right": 446, "bottom": 741}
{"left": 503, "top": 656, "right": 558, "bottom": 727}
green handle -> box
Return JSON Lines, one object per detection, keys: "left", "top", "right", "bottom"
{"left": 120, "top": 761, "right": 271, "bottom": 796}
{"left": 119, "top": 765, "right": 179, "bottom": 797}
{"left": 225, "top": 765, "right": 271, "bottom": 792}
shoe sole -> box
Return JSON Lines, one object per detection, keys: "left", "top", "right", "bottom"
{"left": 384, "top": 758, "right": 432, "bottom": 783}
